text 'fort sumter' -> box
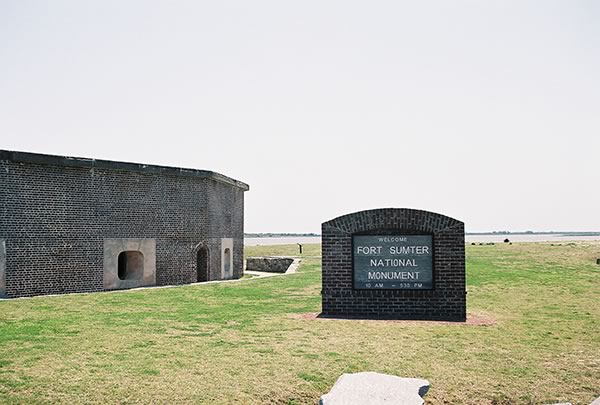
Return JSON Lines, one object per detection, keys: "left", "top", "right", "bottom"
{"left": 352, "top": 235, "right": 433, "bottom": 290}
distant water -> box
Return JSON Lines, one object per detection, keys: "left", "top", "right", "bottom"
{"left": 465, "top": 234, "right": 600, "bottom": 243}
{"left": 244, "top": 234, "right": 600, "bottom": 246}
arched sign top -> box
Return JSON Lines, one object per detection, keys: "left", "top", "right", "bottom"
{"left": 323, "top": 208, "right": 463, "bottom": 234}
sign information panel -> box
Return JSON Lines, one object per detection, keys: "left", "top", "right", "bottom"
{"left": 353, "top": 235, "right": 433, "bottom": 289}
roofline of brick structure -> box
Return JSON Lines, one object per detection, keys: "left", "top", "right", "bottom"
{"left": 0, "top": 149, "right": 250, "bottom": 191}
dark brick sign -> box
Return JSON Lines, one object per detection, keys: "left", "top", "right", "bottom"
{"left": 322, "top": 208, "right": 466, "bottom": 321}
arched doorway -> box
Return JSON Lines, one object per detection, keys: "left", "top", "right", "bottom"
{"left": 196, "top": 246, "right": 209, "bottom": 282}
{"left": 223, "top": 248, "right": 232, "bottom": 279}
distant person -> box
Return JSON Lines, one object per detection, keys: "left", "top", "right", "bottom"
{"left": 504, "top": 238, "right": 510, "bottom": 243}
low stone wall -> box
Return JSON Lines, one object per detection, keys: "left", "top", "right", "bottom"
{"left": 246, "top": 257, "right": 294, "bottom": 273}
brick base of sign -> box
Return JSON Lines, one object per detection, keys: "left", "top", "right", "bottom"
{"left": 321, "top": 208, "right": 466, "bottom": 321}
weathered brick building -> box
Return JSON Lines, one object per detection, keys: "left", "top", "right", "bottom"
{"left": 0, "top": 150, "right": 249, "bottom": 298}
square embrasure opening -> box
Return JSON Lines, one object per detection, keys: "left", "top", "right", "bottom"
{"left": 117, "top": 251, "right": 144, "bottom": 280}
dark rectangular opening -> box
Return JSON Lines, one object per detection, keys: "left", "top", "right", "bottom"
{"left": 118, "top": 251, "right": 144, "bottom": 280}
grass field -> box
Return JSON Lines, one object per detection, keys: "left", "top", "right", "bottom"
{"left": 0, "top": 242, "right": 598, "bottom": 404}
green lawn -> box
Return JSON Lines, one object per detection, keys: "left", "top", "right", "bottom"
{"left": 0, "top": 242, "right": 598, "bottom": 404}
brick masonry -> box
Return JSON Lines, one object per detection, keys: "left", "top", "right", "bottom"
{"left": 321, "top": 208, "right": 466, "bottom": 321}
{"left": 0, "top": 150, "right": 249, "bottom": 298}
{"left": 246, "top": 257, "right": 294, "bottom": 273}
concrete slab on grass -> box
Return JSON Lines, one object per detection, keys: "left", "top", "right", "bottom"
{"left": 319, "top": 372, "right": 429, "bottom": 405}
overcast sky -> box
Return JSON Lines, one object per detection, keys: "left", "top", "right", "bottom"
{"left": 1, "top": 1, "right": 599, "bottom": 233}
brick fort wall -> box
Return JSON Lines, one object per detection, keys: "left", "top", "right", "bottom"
{"left": 0, "top": 150, "right": 248, "bottom": 298}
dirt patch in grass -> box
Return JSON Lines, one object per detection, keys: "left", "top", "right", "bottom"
{"left": 290, "top": 312, "right": 497, "bottom": 326}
